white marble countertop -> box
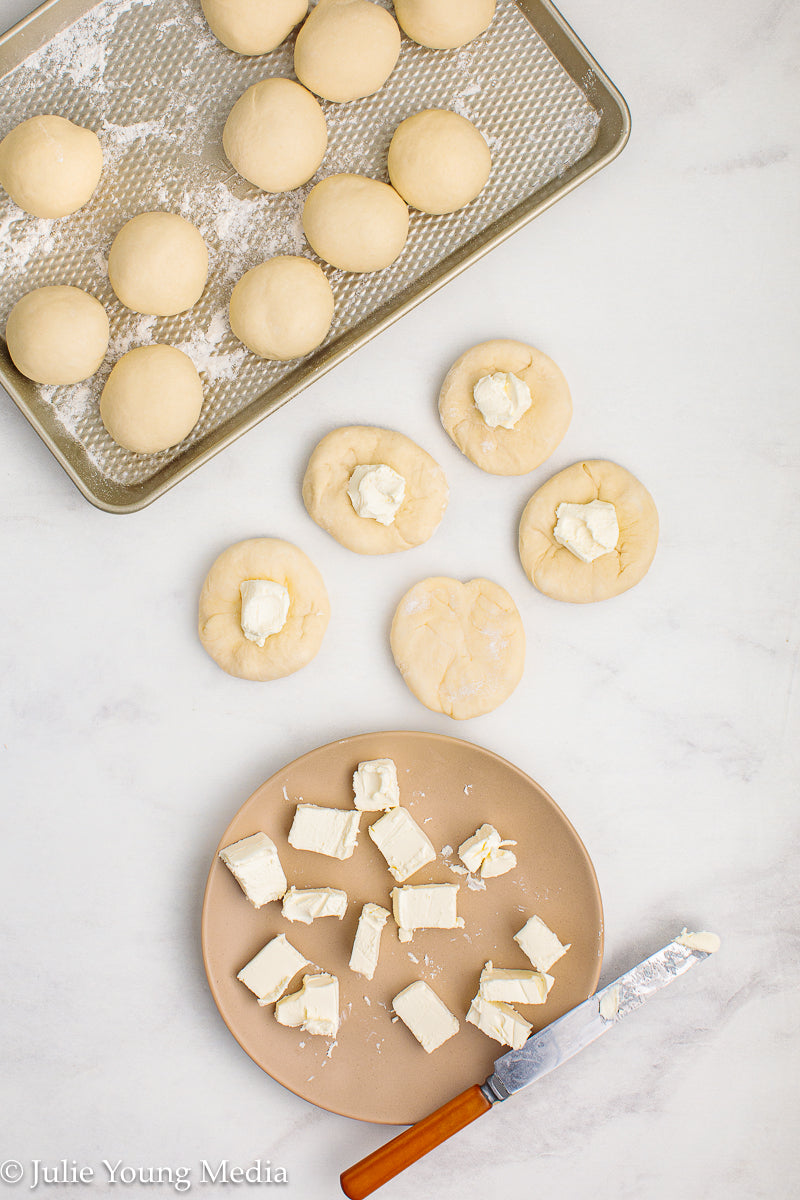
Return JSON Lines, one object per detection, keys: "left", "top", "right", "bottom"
{"left": 1, "top": 1, "right": 798, "bottom": 1197}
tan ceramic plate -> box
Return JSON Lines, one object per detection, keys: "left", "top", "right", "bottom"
{"left": 201, "top": 731, "right": 603, "bottom": 1125}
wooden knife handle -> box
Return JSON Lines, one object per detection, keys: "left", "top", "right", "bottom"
{"left": 340, "top": 1084, "right": 492, "bottom": 1199}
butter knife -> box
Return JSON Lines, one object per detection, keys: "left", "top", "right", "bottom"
{"left": 340, "top": 930, "right": 719, "bottom": 1199}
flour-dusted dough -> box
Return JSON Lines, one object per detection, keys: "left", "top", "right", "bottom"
{"left": 223, "top": 78, "right": 327, "bottom": 193}
{"left": 394, "top": 0, "right": 495, "bottom": 49}
{"left": 100, "top": 345, "right": 203, "bottom": 454}
{"left": 230, "top": 256, "right": 334, "bottom": 360}
{"left": 201, "top": 0, "right": 307, "bottom": 54}
{"left": 439, "top": 339, "right": 572, "bottom": 475}
{"left": 5, "top": 286, "right": 108, "bottom": 385}
{"left": 198, "top": 538, "right": 330, "bottom": 681}
{"left": 388, "top": 109, "right": 491, "bottom": 215}
{"left": 391, "top": 577, "right": 525, "bottom": 719}
{"left": 0, "top": 114, "right": 102, "bottom": 218}
{"left": 294, "top": 0, "right": 401, "bottom": 103}
{"left": 302, "top": 425, "right": 448, "bottom": 554}
{"left": 519, "top": 460, "right": 659, "bottom": 603}
{"left": 107, "top": 212, "right": 208, "bottom": 316}
{"left": 302, "top": 174, "right": 409, "bottom": 272}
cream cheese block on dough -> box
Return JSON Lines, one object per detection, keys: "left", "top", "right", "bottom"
{"left": 438, "top": 339, "right": 571, "bottom": 475}
{"left": 390, "top": 576, "right": 525, "bottom": 719}
{"left": 518, "top": 460, "right": 658, "bottom": 603}
{"left": 198, "top": 538, "right": 330, "bottom": 680}
{"left": 302, "top": 425, "right": 448, "bottom": 554}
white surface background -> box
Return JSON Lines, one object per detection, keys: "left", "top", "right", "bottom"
{"left": 1, "top": 1, "right": 798, "bottom": 1198}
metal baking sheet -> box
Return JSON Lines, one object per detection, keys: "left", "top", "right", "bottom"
{"left": 0, "top": 0, "right": 629, "bottom": 512}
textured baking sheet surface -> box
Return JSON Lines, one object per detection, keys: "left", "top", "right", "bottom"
{"left": 0, "top": 0, "right": 609, "bottom": 505}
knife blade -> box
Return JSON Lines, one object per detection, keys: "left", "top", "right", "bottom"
{"left": 340, "top": 930, "right": 719, "bottom": 1200}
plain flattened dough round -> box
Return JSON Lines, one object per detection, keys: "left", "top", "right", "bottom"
{"left": 391, "top": 576, "right": 525, "bottom": 719}
{"left": 302, "top": 425, "right": 448, "bottom": 554}
{"left": 0, "top": 114, "right": 102, "bottom": 218}
{"left": 518, "top": 460, "right": 659, "bottom": 604}
{"left": 302, "top": 174, "right": 408, "bottom": 272}
{"left": 294, "top": 0, "right": 400, "bottom": 103}
{"left": 223, "top": 78, "right": 327, "bottom": 193}
{"left": 388, "top": 109, "right": 491, "bottom": 215}
{"left": 229, "top": 256, "right": 334, "bottom": 360}
{"left": 201, "top": 0, "right": 307, "bottom": 55}
{"left": 5, "top": 286, "right": 108, "bottom": 385}
{"left": 198, "top": 538, "right": 330, "bottom": 680}
{"left": 393, "top": 0, "right": 495, "bottom": 49}
{"left": 439, "top": 338, "right": 572, "bottom": 475}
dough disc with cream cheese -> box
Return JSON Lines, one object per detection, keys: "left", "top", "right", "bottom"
{"left": 390, "top": 576, "right": 525, "bottom": 719}
{"left": 518, "top": 460, "right": 659, "bottom": 603}
{"left": 438, "top": 338, "right": 572, "bottom": 475}
{"left": 198, "top": 538, "right": 330, "bottom": 680}
{"left": 302, "top": 425, "right": 448, "bottom": 554}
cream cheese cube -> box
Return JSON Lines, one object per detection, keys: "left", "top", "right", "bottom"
{"left": 239, "top": 578, "right": 290, "bottom": 646}
{"left": 219, "top": 832, "right": 287, "bottom": 908}
{"left": 457, "top": 823, "right": 517, "bottom": 879}
{"left": 353, "top": 759, "right": 400, "bottom": 811}
{"left": 391, "top": 883, "right": 464, "bottom": 943}
{"left": 466, "top": 995, "right": 532, "bottom": 1049}
{"left": 553, "top": 499, "right": 619, "bottom": 563}
{"left": 392, "top": 980, "right": 459, "bottom": 1052}
{"left": 514, "top": 914, "right": 571, "bottom": 972}
{"left": 281, "top": 886, "right": 347, "bottom": 924}
{"left": 236, "top": 933, "right": 308, "bottom": 1004}
{"left": 275, "top": 972, "right": 339, "bottom": 1037}
{"left": 369, "top": 807, "right": 436, "bottom": 882}
{"left": 288, "top": 804, "right": 360, "bottom": 860}
{"left": 348, "top": 902, "right": 390, "bottom": 980}
{"left": 478, "top": 961, "right": 552, "bottom": 1005}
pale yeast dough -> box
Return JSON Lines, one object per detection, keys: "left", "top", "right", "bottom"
{"left": 201, "top": 0, "right": 307, "bottom": 55}
{"left": 519, "top": 460, "right": 659, "bottom": 603}
{"left": 0, "top": 114, "right": 102, "bottom": 218}
{"left": 302, "top": 425, "right": 448, "bottom": 554}
{"left": 223, "top": 78, "right": 327, "bottom": 193}
{"left": 198, "top": 538, "right": 330, "bottom": 680}
{"left": 294, "top": 0, "right": 400, "bottom": 103}
{"left": 5, "top": 286, "right": 108, "bottom": 385}
{"left": 393, "top": 0, "right": 495, "bottom": 49}
{"left": 439, "top": 339, "right": 572, "bottom": 475}
{"left": 391, "top": 577, "right": 525, "bottom": 719}
{"left": 388, "top": 109, "right": 491, "bottom": 215}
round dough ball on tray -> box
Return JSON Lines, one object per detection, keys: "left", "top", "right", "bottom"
{"left": 518, "top": 460, "right": 659, "bottom": 604}
{"left": 229, "top": 256, "right": 334, "bottom": 360}
{"left": 201, "top": 0, "right": 307, "bottom": 55}
{"left": 388, "top": 109, "right": 491, "bottom": 215}
{"left": 294, "top": 0, "right": 401, "bottom": 103}
{"left": 394, "top": 0, "right": 495, "bottom": 49}
{"left": 439, "top": 338, "right": 572, "bottom": 475}
{"left": 100, "top": 345, "right": 203, "bottom": 454}
{"left": 198, "top": 537, "right": 330, "bottom": 681}
{"left": 223, "top": 78, "right": 327, "bottom": 193}
{"left": 302, "top": 174, "right": 409, "bottom": 272}
{"left": 5, "top": 286, "right": 108, "bottom": 385}
{"left": 391, "top": 576, "right": 525, "bottom": 719}
{"left": 0, "top": 114, "right": 102, "bottom": 219}
{"left": 302, "top": 425, "right": 448, "bottom": 554}
{"left": 108, "top": 212, "right": 208, "bottom": 316}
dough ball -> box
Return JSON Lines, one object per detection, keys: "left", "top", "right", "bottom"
{"left": 198, "top": 537, "right": 330, "bottom": 681}
{"left": 394, "top": 0, "right": 495, "bottom": 49}
{"left": 5, "top": 286, "right": 108, "bottom": 385}
{"left": 108, "top": 212, "right": 208, "bottom": 316}
{"left": 439, "top": 338, "right": 572, "bottom": 475}
{"left": 302, "top": 174, "right": 409, "bottom": 272}
{"left": 223, "top": 78, "right": 327, "bottom": 193}
{"left": 294, "top": 0, "right": 400, "bottom": 103}
{"left": 0, "top": 114, "right": 102, "bottom": 219}
{"left": 302, "top": 425, "right": 448, "bottom": 554}
{"left": 229, "top": 256, "right": 334, "bottom": 360}
{"left": 100, "top": 345, "right": 203, "bottom": 454}
{"left": 388, "top": 108, "right": 491, "bottom": 215}
{"left": 391, "top": 576, "right": 525, "bottom": 719}
{"left": 201, "top": 0, "right": 307, "bottom": 54}
{"left": 518, "top": 460, "right": 659, "bottom": 603}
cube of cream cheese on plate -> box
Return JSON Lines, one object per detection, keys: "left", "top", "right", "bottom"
{"left": 458, "top": 823, "right": 517, "bottom": 879}
{"left": 353, "top": 758, "right": 400, "bottom": 811}
{"left": 288, "top": 804, "right": 360, "bottom": 860}
{"left": 281, "top": 886, "right": 347, "bottom": 924}
{"left": 349, "top": 902, "right": 390, "bottom": 980}
{"left": 236, "top": 933, "right": 309, "bottom": 1004}
{"left": 479, "top": 961, "right": 553, "bottom": 1005}
{"left": 392, "top": 980, "right": 459, "bottom": 1052}
{"left": 219, "top": 832, "right": 287, "bottom": 907}
{"left": 467, "top": 995, "right": 532, "bottom": 1050}
{"left": 368, "top": 807, "right": 436, "bottom": 882}
{"left": 391, "top": 883, "right": 464, "bottom": 943}
{"left": 275, "top": 972, "right": 339, "bottom": 1037}
{"left": 514, "top": 914, "right": 571, "bottom": 973}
